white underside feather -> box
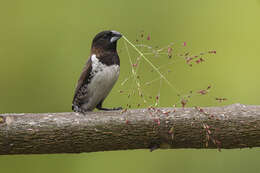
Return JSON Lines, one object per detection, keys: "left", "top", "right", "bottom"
{"left": 81, "top": 54, "right": 120, "bottom": 110}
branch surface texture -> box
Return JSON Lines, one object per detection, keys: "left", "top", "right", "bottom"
{"left": 0, "top": 103, "right": 260, "bottom": 155}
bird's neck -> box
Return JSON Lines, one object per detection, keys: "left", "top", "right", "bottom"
{"left": 91, "top": 46, "right": 117, "bottom": 57}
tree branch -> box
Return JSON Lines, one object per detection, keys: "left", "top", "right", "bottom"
{"left": 0, "top": 103, "right": 260, "bottom": 155}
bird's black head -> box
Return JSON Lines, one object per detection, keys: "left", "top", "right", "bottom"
{"left": 91, "top": 30, "right": 122, "bottom": 52}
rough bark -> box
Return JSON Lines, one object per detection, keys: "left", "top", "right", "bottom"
{"left": 0, "top": 103, "right": 260, "bottom": 155}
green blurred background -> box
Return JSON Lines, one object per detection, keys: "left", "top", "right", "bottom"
{"left": 0, "top": 0, "right": 260, "bottom": 172}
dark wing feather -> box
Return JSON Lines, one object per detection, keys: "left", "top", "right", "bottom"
{"left": 72, "top": 58, "right": 92, "bottom": 110}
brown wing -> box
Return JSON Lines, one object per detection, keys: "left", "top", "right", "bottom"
{"left": 72, "top": 58, "right": 92, "bottom": 109}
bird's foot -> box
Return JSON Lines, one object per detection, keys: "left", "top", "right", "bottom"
{"left": 97, "top": 107, "right": 122, "bottom": 111}
{"left": 72, "top": 105, "right": 92, "bottom": 115}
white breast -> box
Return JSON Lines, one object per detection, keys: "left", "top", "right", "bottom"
{"left": 82, "top": 54, "right": 120, "bottom": 110}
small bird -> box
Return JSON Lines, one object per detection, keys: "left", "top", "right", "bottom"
{"left": 72, "top": 30, "right": 122, "bottom": 112}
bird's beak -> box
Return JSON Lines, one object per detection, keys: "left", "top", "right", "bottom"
{"left": 110, "top": 31, "right": 122, "bottom": 43}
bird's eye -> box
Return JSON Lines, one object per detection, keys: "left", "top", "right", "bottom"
{"left": 103, "top": 34, "right": 109, "bottom": 39}
{"left": 102, "top": 32, "right": 113, "bottom": 40}
{"left": 107, "top": 32, "right": 113, "bottom": 37}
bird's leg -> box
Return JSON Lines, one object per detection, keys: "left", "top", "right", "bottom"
{"left": 96, "top": 100, "right": 122, "bottom": 111}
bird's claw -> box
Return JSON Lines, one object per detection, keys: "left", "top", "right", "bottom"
{"left": 112, "top": 107, "right": 122, "bottom": 110}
